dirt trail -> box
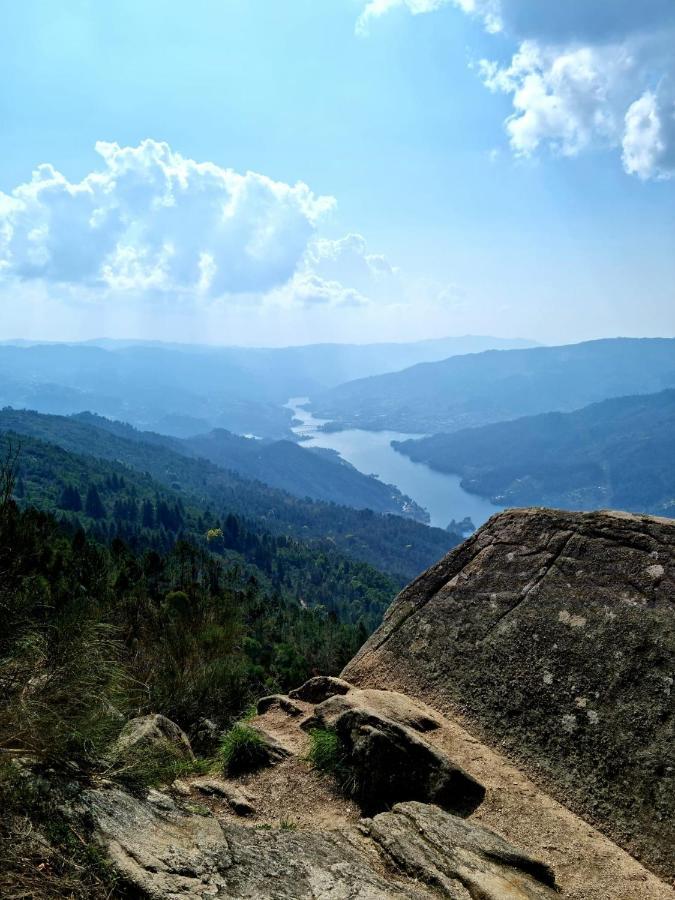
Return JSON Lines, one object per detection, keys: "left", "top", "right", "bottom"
{"left": 183, "top": 699, "right": 673, "bottom": 900}
{"left": 420, "top": 707, "right": 674, "bottom": 900}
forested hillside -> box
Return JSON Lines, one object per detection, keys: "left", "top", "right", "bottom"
{"left": 311, "top": 338, "right": 675, "bottom": 433}
{"left": 72, "top": 413, "right": 427, "bottom": 521}
{"left": 0, "top": 462, "right": 372, "bottom": 755}
{"left": 0, "top": 409, "right": 457, "bottom": 583}
{"left": 393, "top": 390, "right": 675, "bottom": 516}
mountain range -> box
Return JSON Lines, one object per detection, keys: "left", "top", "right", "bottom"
{"left": 0, "top": 407, "right": 456, "bottom": 583}
{"left": 309, "top": 338, "right": 675, "bottom": 434}
{"left": 0, "top": 335, "right": 536, "bottom": 439}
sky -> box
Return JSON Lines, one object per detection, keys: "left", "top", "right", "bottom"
{"left": 1, "top": 0, "right": 674, "bottom": 347}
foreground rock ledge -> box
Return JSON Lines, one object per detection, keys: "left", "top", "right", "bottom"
{"left": 83, "top": 787, "right": 557, "bottom": 899}
{"left": 343, "top": 507, "right": 675, "bottom": 878}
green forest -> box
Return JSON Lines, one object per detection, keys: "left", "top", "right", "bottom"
{"left": 0, "top": 407, "right": 457, "bottom": 583}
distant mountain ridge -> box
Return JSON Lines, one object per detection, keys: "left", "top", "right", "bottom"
{"left": 310, "top": 338, "right": 675, "bottom": 434}
{"left": 0, "top": 335, "right": 537, "bottom": 439}
{"left": 393, "top": 390, "right": 675, "bottom": 517}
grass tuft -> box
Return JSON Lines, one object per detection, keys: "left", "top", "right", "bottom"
{"left": 219, "top": 724, "right": 268, "bottom": 775}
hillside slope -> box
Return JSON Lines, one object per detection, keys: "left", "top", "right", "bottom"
{"left": 0, "top": 408, "right": 456, "bottom": 582}
{"left": 73, "top": 414, "right": 427, "bottom": 521}
{"left": 311, "top": 337, "right": 675, "bottom": 433}
{"left": 393, "top": 390, "right": 675, "bottom": 516}
{"left": 344, "top": 507, "right": 675, "bottom": 878}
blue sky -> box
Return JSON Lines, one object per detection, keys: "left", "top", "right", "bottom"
{"left": 1, "top": 0, "right": 674, "bottom": 345}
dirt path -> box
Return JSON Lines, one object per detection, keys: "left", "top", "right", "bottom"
{"left": 183, "top": 698, "right": 673, "bottom": 900}
{"left": 421, "top": 709, "right": 674, "bottom": 900}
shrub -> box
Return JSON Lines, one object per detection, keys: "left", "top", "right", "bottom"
{"left": 219, "top": 724, "right": 268, "bottom": 775}
{"left": 109, "top": 739, "right": 206, "bottom": 795}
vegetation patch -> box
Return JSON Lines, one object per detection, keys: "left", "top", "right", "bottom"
{"left": 109, "top": 739, "right": 208, "bottom": 795}
{"left": 219, "top": 724, "right": 269, "bottom": 775}
{"left": 307, "top": 728, "right": 355, "bottom": 795}
{"left": 0, "top": 761, "right": 118, "bottom": 900}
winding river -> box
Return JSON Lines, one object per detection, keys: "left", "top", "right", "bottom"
{"left": 287, "top": 398, "right": 503, "bottom": 531}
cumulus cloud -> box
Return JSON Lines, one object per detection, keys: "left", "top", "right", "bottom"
{"left": 356, "top": 0, "right": 675, "bottom": 179}
{"left": 0, "top": 139, "right": 335, "bottom": 296}
{"left": 272, "top": 233, "right": 398, "bottom": 309}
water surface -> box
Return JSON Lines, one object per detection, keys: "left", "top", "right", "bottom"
{"left": 287, "top": 398, "right": 503, "bottom": 530}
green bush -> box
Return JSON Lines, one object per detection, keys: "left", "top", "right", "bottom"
{"left": 219, "top": 724, "right": 268, "bottom": 775}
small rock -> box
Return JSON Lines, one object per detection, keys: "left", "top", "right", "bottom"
{"left": 289, "top": 675, "right": 353, "bottom": 704}
{"left": 195, "top": 779, "right": 256, "bottom": 816}
{"left": 256, "top": 694, "right": 304, "bottom": 717}
{"left": 190, "top": 717, "right": 222, "bottom": 754}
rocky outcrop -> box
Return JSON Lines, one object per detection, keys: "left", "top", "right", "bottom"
{"left": 293, "top": 678, "right": 482, "bottom": 815}
{"left": 343, "top": 507, "right": 675, "bottom": 877}
{"left": 332, "top": 706, "right": 485, "bottom": 816}
{"left": 83, "top": 786, "right": 557, "bottom": 899}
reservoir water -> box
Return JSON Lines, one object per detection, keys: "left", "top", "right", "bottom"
{"left": 287, "top": 398, "right": 503, "bottom": 531}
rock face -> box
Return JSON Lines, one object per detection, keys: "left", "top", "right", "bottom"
{"left": 343, "top": 507, "right": 675, "bottom": 877}
{"left": 84, "top": 786, "right": 557, "bottom": 899}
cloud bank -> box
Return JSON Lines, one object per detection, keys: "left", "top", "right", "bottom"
{"left": 356, "top": 0, "right": 675, "bottom": 179}
{"left": 0, "top": 139, "right": 335, "bottom": 297}
{"left": 0, "top": 140, "right": 417, "bottom": 320}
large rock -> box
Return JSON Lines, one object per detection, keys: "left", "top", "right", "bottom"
{"left": 83, "top": 785, "right": 556, "bottom": 899}
{"left": 115, "top": 713, "right": 195, "bottom": 761}
{"left": 343, "top": 507, "right": 675, "bottom": 877}
{"left": 332, "top": 706, "right": 484, "bottom": 816}
{"left": 368, "top": 801, "right": 557, "bottom": 900}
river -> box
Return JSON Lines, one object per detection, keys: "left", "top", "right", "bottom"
{"left": 287, "top": 398, "right": 503, "bottom": 531}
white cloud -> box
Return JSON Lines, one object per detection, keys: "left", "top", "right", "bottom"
{"left": 270, "top": 233, "right": 397, "bottom": 309}
{"left": 0, "top": 139, "right": 335, "bottom": 296}
{"left": 0, "top": 140, "right": 464, "bottom": 334}
{"left": 356, "top": 0, "right": 500, "bottom": 36}
{"left": 479, "top": 42, "right": 632, "bottom": 158}
{"left": 623, "top": 90, "right": 675, "bottom": 180}
{"left": 355, "top": 0, "right": 675, "bottom": 179}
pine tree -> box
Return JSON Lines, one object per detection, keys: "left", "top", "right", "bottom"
{"left": 141, "top": 498, "right": 155, "bottom": 528}
{"left": 59, "top": 484, "right": 82, "bottom": 512}
{"left": 84, "top": 484, "right": 105, "bottom": 519}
